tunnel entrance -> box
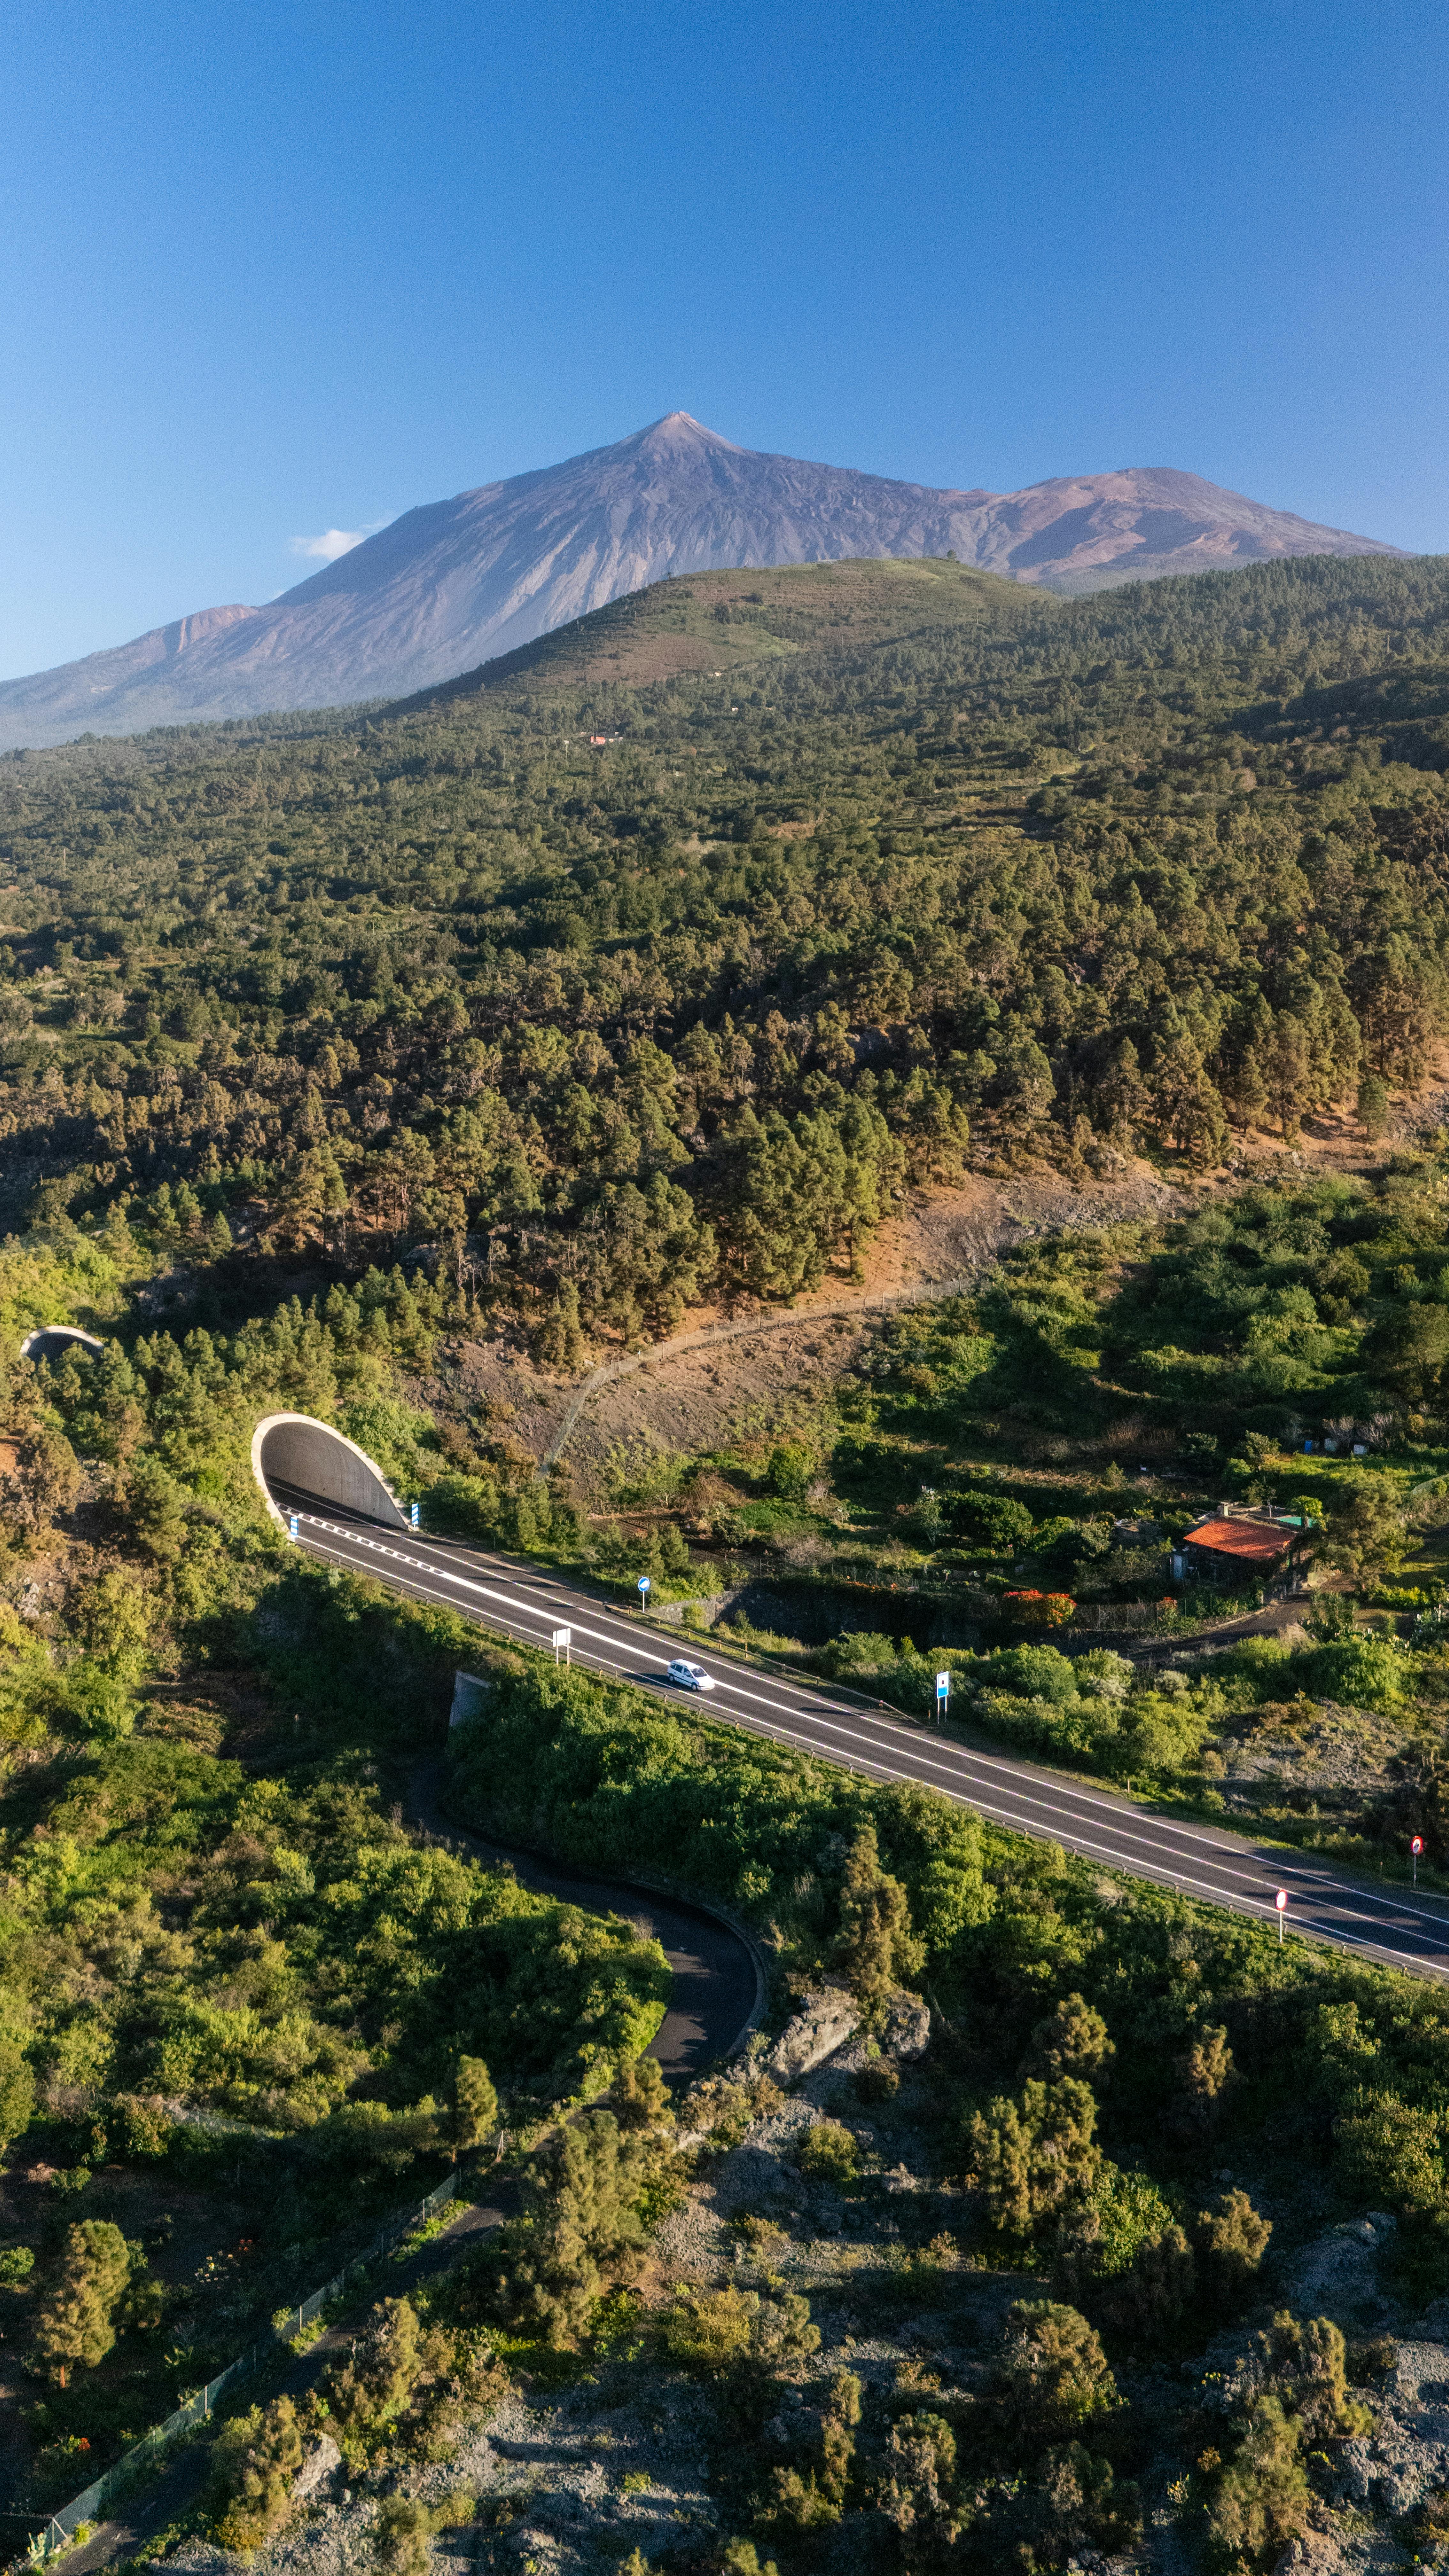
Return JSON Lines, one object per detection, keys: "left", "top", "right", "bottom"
{"left": 251, "top": 1412, "right": 409, "bottom": 1531}
{"left": 21, "top": 1325, "right": 104, "bottom": 1365}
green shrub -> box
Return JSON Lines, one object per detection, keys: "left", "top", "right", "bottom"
{"left": 1025, "top": 1992, "right": 1114, "bottom": 2082}
{"left": 794, "top": 2120, "right": 860, "bottom": 2186}
{"left": 1100, "top": 2223, "right": 1195, "bottom": 2341}
{"left": 882, "top": 2411, "right": 962, "bottom": 2552}
{"left": 766, "top": 1442, "right": 817, "bottom": 1500}
{"left": 1195, "top": 2189, "right": 1272, "bottom": 2306}
{"left": 995, "top": 2300, "right": 1122, "bottom": 2443}
{"left": 445, "top": 1661, "right": 990, "bottom": 1956}
{"left": 1335, "top": 2089, "right": 1445, "bottom": 2210}
{"left": 663, "top": 2283, "right": 819, "bottom": 2373}
{"left": 1208, "top": 2399, "right": 1312, "bottom": 2568}
{"left": 208, "top": 2397, "right": 304, "bottom": 2550}
{"left": 965, "top": 2078, "right": 1101, "bottom": 2241}
{"left": 321, "top": 2297, "right": 427, "bottom": 2448}
{"left": 375, "top": 2493, "right": 476, "bottom": 2576}
{"left": 855, "top": 2057, "right": 900, "bottom": 2104}
{"left": 451, "top": 2056, "right": 498, "bottom": 2160}
{"left": 1033, "top": 2445, "right": 1142, "bottom": 2559}
{"left": 1299, "top": 1633, "right": 1407, "bottom": 1712}
{"left": 768, "top": 2370, "right": 859, "bottom": 2530}
{"left": 981, "top": 1644, "right": 1080, "bottom": 1705}
{"left": 951, "top": 1492, "right": 1036, "bottom": 1551}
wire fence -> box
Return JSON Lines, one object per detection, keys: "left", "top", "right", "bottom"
{"left": 9, "top": 2168, "right": 462, "bottom": 2572}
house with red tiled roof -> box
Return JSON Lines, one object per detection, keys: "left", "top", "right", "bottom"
{"left": 1178, "top": 1506, "right": 1315, "bottom": 1595}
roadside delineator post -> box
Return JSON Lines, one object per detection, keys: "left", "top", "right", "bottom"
{"left": 288, "top": 1512, "right": 299, "bottom": 1542}
{"left": 1275, "top": 1888, "right": 1288, "bottom": 1944}
{"left": 410, "top": 1501, "right": 420, "bottom": 1529}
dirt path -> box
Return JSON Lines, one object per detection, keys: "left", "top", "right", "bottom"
{"left": 539, "top": 1269, "right": 984, "bottom": 1468}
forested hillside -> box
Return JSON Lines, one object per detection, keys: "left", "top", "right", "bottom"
{"left": 8, "top": 552, "right": 1449, "bottom": 2551}
{"left": 2, "top": 551, "right": 1449, "bottom": 1346}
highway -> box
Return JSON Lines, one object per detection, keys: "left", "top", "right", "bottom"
{"left": 270, "top": 1479, "right": 1449, "bottom": 1985}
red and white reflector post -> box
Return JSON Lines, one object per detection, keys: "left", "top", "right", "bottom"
{"left": 1275, "top": 1888, "right": 1288, "bottom": 1944}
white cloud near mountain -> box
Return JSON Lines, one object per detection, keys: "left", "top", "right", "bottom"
{"left": 290, "top": 527, "right": 367, "bottom": 562}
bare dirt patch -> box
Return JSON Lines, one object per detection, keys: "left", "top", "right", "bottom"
{"left": 428, "top": 1098, "right": 1449, "bottom": 1501}
{"left": 433, "top": 1162, "right": 1190, "bottom": 1495}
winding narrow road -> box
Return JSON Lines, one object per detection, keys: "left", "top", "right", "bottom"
{"left": 271, "top": 1477, "right": 1449, "bottom": 1984}
{"left": 406, "top": 1756, "right": 762, "bottom": 2074}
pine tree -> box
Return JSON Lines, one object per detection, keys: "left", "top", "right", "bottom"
{"left": 452, "top": 2056, "right": 498, "bottom": 2162}
{"left": 835, "top": 1826, "right": 925, "bottom": 2008}
{"left": 500, "top": 2112, "right": 647, "bottom": 2348}
{"left": 1195, "top": 2189, "right": 1272, "bottom": 2304}
{"left": 35, "top": 2220, "right": 134, "bottom": 2385}
{"left": 1025, "top": 1992, "right": 1115, "bottom": 2082}
{"left": 0, "top": 2038, "right": 34, "bottom": 2151}
{"left": 1263, "top": 1012, "right": 1312, "bottom": 1139}
{"left": 964, "top": 2078, "right": 1101, "bottom": 2238}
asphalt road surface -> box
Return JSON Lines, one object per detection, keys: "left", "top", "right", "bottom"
{"left": 406, "top": 1755, "right": 763, "bottom": 2075}
{"left": 271, "top": 1477, "right": 1449, "bottom": 1984}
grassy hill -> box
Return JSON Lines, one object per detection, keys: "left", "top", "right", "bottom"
{"left": 406, "top": 554, "right": 1045, "bottom": 701}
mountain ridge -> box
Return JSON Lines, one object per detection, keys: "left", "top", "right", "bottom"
{"left": 0, "top": 413, "right": 1403, "bottom": 748}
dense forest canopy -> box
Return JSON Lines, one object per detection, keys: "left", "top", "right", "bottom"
{"left": 10, "top": 552, "right": 1449, "bottom": 2544}
{"left": 3, "top": 549, "right": 1449, "bottom": 1342}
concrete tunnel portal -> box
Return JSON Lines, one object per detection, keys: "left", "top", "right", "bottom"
{"left": 251, "top": 1412, "right": 409, "bottom": 1531}
{"left": 21, "top": 1325, "right": 105, "bottom": 1365}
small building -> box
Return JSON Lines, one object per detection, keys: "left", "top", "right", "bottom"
{"left": 1177, "top": 1506, "right": 1315, "bottom": 1595}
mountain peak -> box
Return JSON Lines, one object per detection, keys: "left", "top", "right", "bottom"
{"left": 0, "top": 424, "right": 1404, "bottom": 747}
{"left": 631, "top": 410, "right": 742, "bottom": 454}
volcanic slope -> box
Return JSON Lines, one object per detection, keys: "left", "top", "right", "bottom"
{"left": 0, "top": 412, "right": 1399, "bottom": 748}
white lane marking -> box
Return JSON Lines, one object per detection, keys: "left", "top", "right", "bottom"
{"left": 305, "top": 1505, "right": 1446, "bottom": 1905}
{"left": 296, "top": 1521, "right": 1449, "bottom": 1977}
{"left": 301, "top": 1518, "right": 1445, "bottom": 1956}
{"left": 376, "top": 1523, "right": 1449, "bottom": 1931}
{"left": 378, "top": 1530, "right": 1449, "bottom": 1946}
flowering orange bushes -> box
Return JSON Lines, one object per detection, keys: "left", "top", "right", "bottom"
{"left": 1002, "top": 1591, "right": 1076, "bottom": 1628}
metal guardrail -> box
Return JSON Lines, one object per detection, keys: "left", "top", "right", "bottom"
{"left": 10, "top": 2169, "right": 461, "bottom": 2571}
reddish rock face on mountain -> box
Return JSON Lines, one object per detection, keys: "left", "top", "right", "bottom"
{"left": 0, "top": 414, "right": 1400, "bottom": 747}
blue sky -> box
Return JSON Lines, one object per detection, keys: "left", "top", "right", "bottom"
{"left": 1, "top": 0, "right": 1446, "bottom": 677}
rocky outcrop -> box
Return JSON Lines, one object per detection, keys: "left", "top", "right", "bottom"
{"left": 293, "top": 2434, "right": 342, "bottom": 2501}
{"left": 881, "top": 1989, "right": 931, "bottom": 2062}
{"left": 758, "top": 1983, "right": 862, "bottom": 2085}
